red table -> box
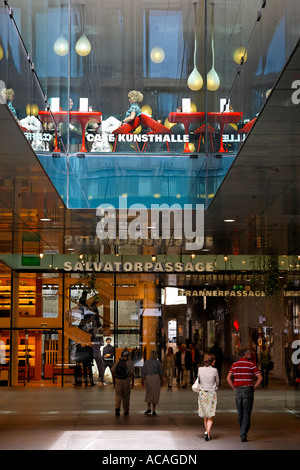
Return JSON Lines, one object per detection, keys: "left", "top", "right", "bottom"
{"left": 168, "top": 111, "right": 243, "bottom": 152}
{"left": 39, "top": 110, "right": 102, "bottom": 152}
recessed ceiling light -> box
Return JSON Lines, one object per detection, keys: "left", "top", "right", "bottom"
{"left": 224, "top": 219, "right": 235, "bottom": 222}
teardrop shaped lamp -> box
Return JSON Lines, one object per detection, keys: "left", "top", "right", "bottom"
{"left": 207, "top": 67, "right": 220, "bottom": 91}
{"left": 187, "top": 3, "right": 203, "bottom": 92}
{"left": 188, "top": 67, "right": 203, "bottom": 91}
{"left": 207, "top": 2, "right": 220, "bottom": 91}
{"left": 53, "top": 35, "right": 69, "bottom": 56}
{"left": 75, "top": 33, "right": 91, "bottom": 56}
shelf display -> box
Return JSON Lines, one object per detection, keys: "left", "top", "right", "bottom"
{"left": 0, "top": 281, "right": 36, "bottom": 317}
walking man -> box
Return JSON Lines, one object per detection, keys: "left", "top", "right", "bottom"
{"left": 112, "top": 349, "right": 134, "bottom": 416}
{"left": 175, "top": 343, "right": 192, "bottom": 388}
{"left": 227, "top": 349, "right": 263, "bottom": 442}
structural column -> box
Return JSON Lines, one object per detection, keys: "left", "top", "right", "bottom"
{"left": 10, "top": 271, "right": 19, "bottom": 386}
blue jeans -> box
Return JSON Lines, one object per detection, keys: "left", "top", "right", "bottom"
{"left": 235, "top": 386, "right": 254, "bottom": 439}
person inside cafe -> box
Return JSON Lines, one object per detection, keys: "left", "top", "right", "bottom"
{"left": 1, "top": 87, "right": 46, "bottom": 150}
{"left": 98, "top": 90, "right": 143, "bottom": 136}
{"left": 1, "top": 87, "right": 43, "bottom": 132}
{"left": 59, "top": 98, "right": 82, "bottom": 152}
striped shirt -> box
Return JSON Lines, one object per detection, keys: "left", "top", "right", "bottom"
{"left": 228, "top": 358, "right": 260, "bottom": 388}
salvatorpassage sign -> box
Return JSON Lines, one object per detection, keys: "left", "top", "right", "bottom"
{"left": 63, "top": 260, "right": 214, "bottom": 273}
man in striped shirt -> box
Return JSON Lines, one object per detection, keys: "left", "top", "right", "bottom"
{"left": 227, "top": 349, "right": 263, "bottom": 442}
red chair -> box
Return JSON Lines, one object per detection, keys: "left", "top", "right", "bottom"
{"left": 112, "top": 117, "right": 141, "bottom": 152}
{"left": 238, "top": 117, "right": 257, "bottom": 135}
{"left": 140, "top": 114, "right": 172, "bottom": 152}
{"left": 194, "top": 124, "right": 215, "bottom": 152}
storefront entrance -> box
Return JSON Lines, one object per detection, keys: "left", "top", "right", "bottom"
{"left": 0, "top": 271, "right": 163, "bottom": 385}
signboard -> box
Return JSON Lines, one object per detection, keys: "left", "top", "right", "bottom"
{"left": 63, "top": 260, "right": 214, "bottom": 273}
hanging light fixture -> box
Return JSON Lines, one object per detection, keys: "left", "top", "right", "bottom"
{"left": 233, "top": 46, "right": 248, "bottom": 65}
{"left": 150, "top": 25, "right": 165, "bottom": 64}
{"left": 141, "top": 105, "right": 153, "bottom": 116}
{"left": 75, "top": 5, "right": 91, "bottom": 56}
{"left": 150, "top": 46, "right": 165, "bottom": 64}
{"left": 54, "top": 35, "right": 69, "bottom": 56}
{"left": 26, "top": 103, "right": 39, "bottom": 116}
{"left": 187, "top": 2, "right": 203, "bottom": 91}
{"left": 207, "top": 1, "right": 220, "bottom": 91}
{"left": 54, "top": 3, "right": 69, "bottom": 56}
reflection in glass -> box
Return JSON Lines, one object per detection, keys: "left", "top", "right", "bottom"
{"left": 187, "top": 1, "right": 203, "bottom": 91}
{"left": 207, "top": 2, "right": 220, "bottom": 92}
{"left": 150, "top": 46, "right": 165, "bottom": 64}
{"left": 233, "top": 46, "right": 248, "bottom": 65}
{"left": 53, "top": 35, "right": 69, "bottom": 56}
{"left": 75, "top": 33, "right": 91, "bottom": 57}
{"left": 75, "top": 4, "right": 91, "bottom": 57}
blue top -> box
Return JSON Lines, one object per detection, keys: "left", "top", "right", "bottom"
{"left": 125, "top": 103, "right": 141, "bottom": 118}
{"left": 8, "top": 100, "right": 17, "bottom": 119}
{"left": 142, "top": 358, "right": 163, "bottom": 377}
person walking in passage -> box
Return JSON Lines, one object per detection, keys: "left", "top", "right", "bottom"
{"left": 196, "top": 354, "right": 219, "bottom": 441}
{"left": 142, "top": 350, "right": 163, "bottom": 415}
{"left": 103, "top": 337, "right": 115, "bottom": 379}
{"left": 209, "top": 341, "right": 223, "bottom": 385}
{"left": 91, "top": 339, "right": 104, "bottom": 384}
{"left": 81, "top": 344, "right": 95, "bottom": 386}
{"left": 227, "top": 349, "right": 263, "bottom": 442}
{"left": 259, "top": 344, "right": 272, "bottom": 388}
{"left": 112, "top": 349, "right": 134, "bottom": 416}
{"left": 162, "top": 347, "right": 175, "bottom": 389}
{"left": 175, "top": 343, "right": 192, "bottom": 388}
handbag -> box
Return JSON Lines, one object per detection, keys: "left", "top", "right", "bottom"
{"left": 191, "top": 378, "right": 201, "bottom": 393}
{"left": 268, "top": 360, "right": 274, "bottom": 371}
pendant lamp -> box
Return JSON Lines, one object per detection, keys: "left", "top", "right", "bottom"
{"left": 75, "top": 5, "right": 91, "bottom": 56}
{"left": 207, "top": 2, "right": 220, "bottom": 91}
{"left": 53, "top": 4, "right": 69, "bottom": 56}
{"left": 187, "top": 2, "right": 203, "bottom": 91}
{"left": 233, "top": 46, "right": 248, "bottom": 65}
{"left": 150, "top": 46, "right": 165, "bottom": 64}
{"left": 54, "top": 35, "right": 69, "bottom": 56}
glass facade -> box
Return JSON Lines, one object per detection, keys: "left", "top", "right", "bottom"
{"left": 1, "top": 0, "right": 299, "bottom": 159}
{"left": 0, "top": 0, "right": 299, "bottom": 417}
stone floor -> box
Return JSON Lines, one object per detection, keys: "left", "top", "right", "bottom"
{"left": 0, "top": 376, "right": 299, "bottom": 451}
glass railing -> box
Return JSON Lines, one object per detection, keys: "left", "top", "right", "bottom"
{"left": 37, "top": 152, "right": 235, "bottom": 209}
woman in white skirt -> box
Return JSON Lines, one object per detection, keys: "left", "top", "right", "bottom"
{"left": 197, "top": 354, "right": 219, "bottom": 441}
{"left": 142, "top": 350, "right": 163, "bottom": 416}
